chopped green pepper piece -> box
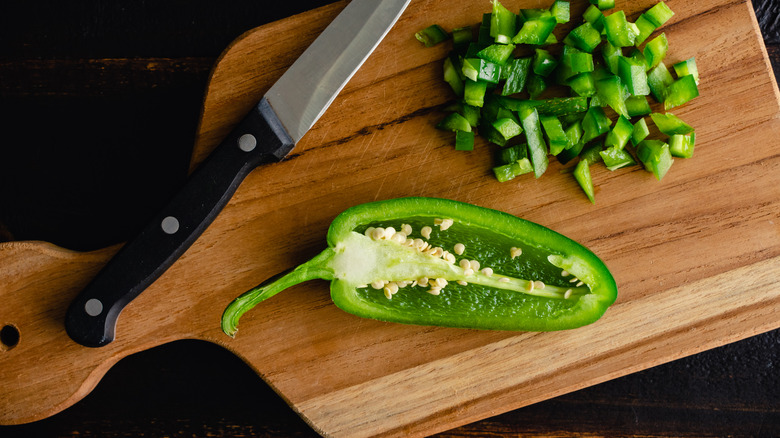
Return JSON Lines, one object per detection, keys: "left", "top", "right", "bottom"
{"left": 589, "top": 0, "right": 615, "bottom": 11}
{"left": 560, "top": 112, "right": 586, "bottom": 125}
{"left": 455, "top": 130, "right": 475, "bottom": 151}
{"left": 480, "top": 94, "right": 503, "bottom": 123}
{"left": 544, "top": 33, "right": 559, "bottom": 45}
{"left": 222, "top": 198, "right": 618, "bottom": 335}
{"left": 664, "top": 74, "right": 699, "bottom": 109}
{"left": 496, "top": 96, "right": 589, "bottom": 116}
{"left": 481, "top": 124, "right": 509, "bottom": 147}
{"left": 574, "top": 159, "right": 596, "bottom": 203}
{"left": 601, "top": 40, "right": 621, "bottom": 75}
{"left": 437, "top": 112, "right": 472, "bottom": 132}
{"left": 465, "top": 58, "right": 501, "bottom": 84}
{"left": 451, "top": 26, "right": 473, "bottom": 52}
{"left": 565, "top": 119, "right": 584, "bottom": 149}
{"left": 647, "top": 61, "right": 674, "bottom": 102}
{"left": 465, "top": 42, "right": 484, "bottom": 59}
{"left": 549, "top": 0, "right": 570, "bottom": 24}
{"left": 540, "top": 115, "right": 569, "bottom": 155}
{"left": 482, "top": 13, "right": 493, "bottom": 29}
{"left": 482, "top": 99, "right": 511, "bottom": 125}
{"left": 557, "top": 122, "right": 585, "bottom": 164}
{"left": 591, "top": 65, "right": 612, "bottom": 81}
{"left": 618, "top": 56, "right": 650, "bottom": 96}
{"left": 589, "top": 93, "right": 603, "bottom": 108}
{"left": 464, "top": 79, "right": 488, "bottom": 107}
{"left": 604, "top": 115, "right": 633, "bottom": 150}
{"left": 625, "top": 95, "right": 651, "bottom": 117}
{"left": 444, "top": 101, "right": 481, "bottom": 128}
{"left": 557, "top": 138, "right": 585, "bottom": 164}
{"left": 416, "top": 24, "right": 450, "bottom": 47}
{"left": 628, "top": 22, "right": 642, "bottom": 43}
{"left": 501, "top": 57, "right": 532, "bottom": 95}
{"left": 533, "top": 48, "right": 559, "bottom": 77}
{"left": 478, "top": 44, "right": 516, "bottom": 65}
{"left": 650, "top": 112, "right": 694, "bottom": 135}
{"left": 483, "top": 66, "right": 503, "bottom": 85}
{"left": 626, "top": 47, "right": 646, "bottom": 67}
{"left": 491, "top": 0, "right": 518, "bottom": 44}
{"left": 554, "top": 59, "right": 577, "bottom": 84}
{"left": 498, "top": 143, "right": 527, "bottom": 164}
{"left": 669, "top": 132, "right": 695, "bottom": 158}
{"left": 567, "top": 72, "right": 596, "bottom": 97}
{"left": 493, "top": 158, "right": 534, "bottom": 181}
{"left": 644, "top": 1, "right": 674, "bottom": 28}
{"left": 458, "top": 103, "right": 482, "bottom": 128}
{"left": 462, "top": 58, "right": 479, "bottom": 82}
{"left": 564, "top": 22, "right": 602, "bottom": 53}
{"left": 498, "top": 58, "right": 511, "bottom": 81}
{"left": 580, "top": 141, "right": 604, "bottom": 163}
{"left": 497, "top": 146, "right": 517, "bottom": 165}
{"left": 493, "top": 162, "right": 517, "bottom": 182}
{"left": 443, "top": 56, "right": 465, "bottom": 97}
{"left": 643, "top": 33, "right": 668, "bottom": 70}
{"left": 513, "top": 16, "right": 557, "bottom": 45}
{"left": 474, "top": 14, "right": 492, "bottom": 49}
{"left": 562, "top": 45, "right": 594, "bottom": 74}
{"left": 492, "top": 117, "right": 523, "bottom": 141}
{"left": 595, "top": 75, "right": 629, "bottom": 118}
{"left": 582, "top": 105, "right": 612, "bottom": 142}
{"left": 527, "top": 74, "right": 547, "bottom": 99}
{"left": 477, "top": 12, "right": 495, "bottom": 46}
{"left": 520, "top": 8, "right": 551, "bottom": 20}
{"left": 633, "top": 14, "right": 656, "bottom": 46}
{"left": 582, "top": 5, "right": 606, "bottom": 33}
{"left": 600, "top": 146, "right": 636, "bottom": 170}
{"left": 604, "top": 10, "right": 637, "bottom": 47}
{"left": 673, "top": 57, "right": 699, "bottom": 84}
{"left": 520, "top": 106, "right": 549, "bottom": 178}
{"left": 637, "top": 139, "right": 673, "bottom": 180}
{"left": 631, "top": 117, "right": 650, "bottom": 146}
{"left": 496, "top": 106, "right": 518, "bottom": 123}
{"left": 534, "top": 97, "right": 590, "bottom": 115}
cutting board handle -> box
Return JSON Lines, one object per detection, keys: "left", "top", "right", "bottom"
{"left": 0, "top": 241, "right": 117, "bottom": 424}
{"left": 0, "top": 2, "right": 346, "bottom": 426}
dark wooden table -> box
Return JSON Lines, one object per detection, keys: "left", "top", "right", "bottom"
{"left": 1, "top": 1, "right": 778, "bottom": 436}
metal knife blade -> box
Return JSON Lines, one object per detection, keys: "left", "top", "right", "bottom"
{"left": 266, "top": 0, "right": 408, "bottom": 143}
{"left": 65, "top": 0, "right": 410, "bottom": 348}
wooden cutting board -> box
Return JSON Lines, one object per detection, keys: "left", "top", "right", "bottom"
{"left": 2, "top": 0, "right": 779, "bottom": 436}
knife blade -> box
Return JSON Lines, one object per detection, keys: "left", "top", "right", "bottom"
{"left": 65, "top": 0, "right": 410, "bottom": 348}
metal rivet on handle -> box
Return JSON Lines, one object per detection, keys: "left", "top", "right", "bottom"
{"left": 238, "top": 133, "right": 257, "bottom": 152}
{"left": 85, "top": 298, "right": 103, "bottom": 316}
{"left": 161, "top": 216, "right": 180, "bottom": 235}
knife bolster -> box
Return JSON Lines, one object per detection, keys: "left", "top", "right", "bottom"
{"left": 256, "top": 97, "right": 295, "bottom": 161}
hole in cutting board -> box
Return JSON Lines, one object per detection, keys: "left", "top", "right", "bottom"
{"left": 1, "top": 324, "right": 20, "bottom": 351}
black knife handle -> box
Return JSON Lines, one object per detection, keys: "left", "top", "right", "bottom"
{"left": 65, "top": 98, "right": 293, "bottom": 348}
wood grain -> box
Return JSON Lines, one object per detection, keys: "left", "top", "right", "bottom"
{"left": 1, "top": 0, "right": 779, "bottom": 437}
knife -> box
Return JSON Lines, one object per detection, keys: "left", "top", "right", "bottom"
{"left": 65, "top": 0, "right": 411, "bottom": 348}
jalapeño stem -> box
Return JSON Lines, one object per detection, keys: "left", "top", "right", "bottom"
{"left": 221, "top": 248, "right": 335, "bottom": 337}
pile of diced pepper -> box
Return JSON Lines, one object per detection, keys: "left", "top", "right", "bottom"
{"left": 416, "top": 0, "right": 699, "bottom": 203}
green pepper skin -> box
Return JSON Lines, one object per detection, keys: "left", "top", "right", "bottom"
{"left": 222, "top": 198, "right": 617, "bottom": 336}
{"left": 520, "top": 106, "right": 549, "bottom": 177}
{"left": 415, "top": 24, "right": 450, "bottom": 47}
{"left": 502, "top": 57, "right": 532, "bottom": 95}
{"left": 491, "top": 0, "right": 517, "bottom": 44}
{"left": 574, "top": 159, "right": 596, "bottom": 203}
